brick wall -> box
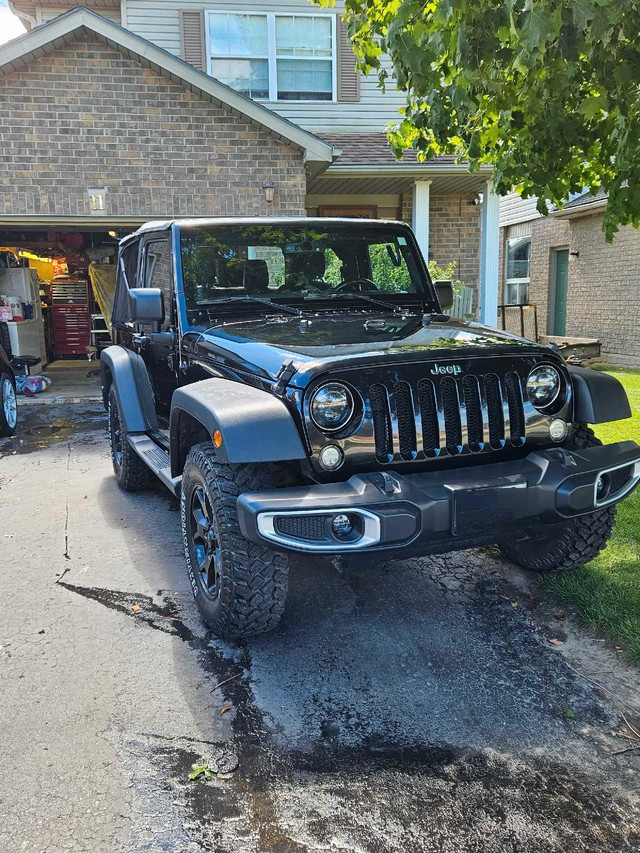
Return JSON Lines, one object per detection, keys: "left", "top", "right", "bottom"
{"left": 402, "top": 191, "right": 481, "bottom": 308}
{"left": 0, "top": 36, "right": 307, "bottom": 218}
{"left": 563, "top": 214, "right": 640, "bottom": 367}
{"left": 507, "top": 210, "right": 640, "bottom": 366}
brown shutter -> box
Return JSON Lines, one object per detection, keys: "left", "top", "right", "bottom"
{"left": 180, "top": 9, "right": 206, "bottom": 72}
{"left": 337, "top": 16, "right": 360, "bottom": 103}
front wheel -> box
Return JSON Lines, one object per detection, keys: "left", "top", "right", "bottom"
{"left": 500, "top": 424, "right": 616, "bottom": 572}
{"left": 181, "top": 443, "right": 289, "bottom": 638}
{"left": 0, "top": 372, "right": 18, "bottom": 437}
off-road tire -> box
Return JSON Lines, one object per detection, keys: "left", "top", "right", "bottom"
{"left": 108, "top": 387, "right": 153, "bottom": 491}
{"left": 0, "top": 371, "right": 18, "bottom": 437}
{"left": 181, "top": 442, "right": 288, "bottom": 637}
{"left": 500, "top": 424, "right": 616, "bottom": 572}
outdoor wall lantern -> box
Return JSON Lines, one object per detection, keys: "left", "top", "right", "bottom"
{"left": 263, "top": 179, "right": 275, "bottom": 204}
{"left": 570, "top": 250, "right": 580, "bottom": 258}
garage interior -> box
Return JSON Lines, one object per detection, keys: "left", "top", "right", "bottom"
{"left": 0, "top": 223, "right": 134, "bottom": 400}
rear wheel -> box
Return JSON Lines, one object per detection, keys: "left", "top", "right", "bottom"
{"left": 500, "top": 424, "right": 616, "bottom": 572}
{"left": 108, "top": 387, "right": 153, "bottom": 491}
{"left": 181, "top": 443, "right": 288, "bottom": 637}
{"left": 0, "top": 372, "right": 17, "bottom": 437}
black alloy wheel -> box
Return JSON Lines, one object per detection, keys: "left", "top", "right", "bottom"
{"left": 188, "top": 484, "right": 222, "bottom": 600}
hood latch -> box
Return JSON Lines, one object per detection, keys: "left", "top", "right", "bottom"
{"left": 273, "top": 360, "right": 298, "bottom": 396}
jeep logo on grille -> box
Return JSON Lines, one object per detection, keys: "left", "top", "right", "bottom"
{"left": 430, "top": 363, "right": 462, "bottom": 376}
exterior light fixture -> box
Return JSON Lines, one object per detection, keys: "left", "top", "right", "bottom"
{"left": 570, "top": 250, "right": 580, "bottom": 258}
{"left": 263, "top": 179, "right": 275, "bottom": 204}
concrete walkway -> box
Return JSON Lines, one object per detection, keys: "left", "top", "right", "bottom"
{"left": 18, "top": 359, "right": 102, "bottom": 406}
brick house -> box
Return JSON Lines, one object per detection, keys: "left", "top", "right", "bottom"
{"left": 2, "top": 3, "right": 500, "bottom": 323}
{"left": 499, "top": 189, "right": 640, "bottom": 367}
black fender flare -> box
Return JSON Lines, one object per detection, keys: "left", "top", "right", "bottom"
{"left": 170, "top": 377, "right": 307, "bottom": 473}
{"left": 100, "top": 345, "right": 158, "bottom": 433}
{"left": 569, "top": 366, "right": 631, "bottom": 424}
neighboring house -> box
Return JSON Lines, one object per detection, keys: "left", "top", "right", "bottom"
{"left": 2, "top": 2, "right": 500, "bottom": 322}
{"left": 499, "top": 189, "right": 639, "bottom": 367}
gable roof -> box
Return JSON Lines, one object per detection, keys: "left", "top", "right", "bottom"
{"left": 0, "top": 6, "right": 334, "bottom": 170}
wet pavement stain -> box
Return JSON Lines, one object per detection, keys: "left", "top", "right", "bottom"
{"left": 0, "top": 405, "right": 105, "bottom": 457}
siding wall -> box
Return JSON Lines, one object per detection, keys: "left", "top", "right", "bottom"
{"left": 124, "top": 0, "right": 407, "bottom": 132}
{"left": 0, "top": 35, "right": 307, "bottom": 218}
{"left": 499, "top": 191, "right": 541, "bottom": 228}
{"left": 37, "top": 6, "right": 122, "bottom": 23}
{"left": 305, "top": 194, "right": 401, "bottom": 220}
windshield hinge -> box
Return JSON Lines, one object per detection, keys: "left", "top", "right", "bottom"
{"left": 273, "top": 360, "right": 298, "bottom": 395}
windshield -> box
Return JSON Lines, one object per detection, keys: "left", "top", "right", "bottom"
{"left": 179, "top": 221, "right": 434, "bottom": 324}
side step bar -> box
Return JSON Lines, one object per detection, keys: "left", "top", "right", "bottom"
{"left": 127, "top": 434, "right": 182, "bottom": 495}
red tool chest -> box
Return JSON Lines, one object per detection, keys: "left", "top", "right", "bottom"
{"left": 51, "top": 278, "right": 90, "bottom": 356}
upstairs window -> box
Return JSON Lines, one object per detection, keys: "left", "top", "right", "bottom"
{"left": 207, "top": 11, "right": 335, "bottom": 102}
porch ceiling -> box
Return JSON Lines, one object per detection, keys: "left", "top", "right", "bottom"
{"left": 307, "top": 167, "right": 491, "bottom": 196}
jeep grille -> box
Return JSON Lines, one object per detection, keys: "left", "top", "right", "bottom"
{"left": 369, "top": 371, "right": 527, "bottom": 462}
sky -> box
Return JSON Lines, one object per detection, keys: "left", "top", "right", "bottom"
{"left": 0, "top": 0, "right": 26, "bottom": 45}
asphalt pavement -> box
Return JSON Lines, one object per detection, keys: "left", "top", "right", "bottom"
{"left": 0, "top": 403, "right": 639, "bottom": 852}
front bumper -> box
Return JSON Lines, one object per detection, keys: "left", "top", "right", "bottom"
{"left": 237, "top": 441, "right": 640, "bottom": 555}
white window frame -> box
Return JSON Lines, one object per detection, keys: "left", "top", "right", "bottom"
{"left": 205, "top": 10, "right": 337, "bottom": 103}
{"left": 504, "top": 236, "right": 531, "bottom": 305}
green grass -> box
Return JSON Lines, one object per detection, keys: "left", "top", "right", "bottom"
{"left": 541, "top": 366, "right": 640, "bottom": 662}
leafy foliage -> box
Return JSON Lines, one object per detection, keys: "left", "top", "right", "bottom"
{"left": 317, "top": 0, "right": 640, "bottom": 240}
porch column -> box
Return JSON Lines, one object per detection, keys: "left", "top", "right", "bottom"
{"left": 479, "top": 180, "right": 500, "bottom": 326}
{"left": 412, "top": 180, "right": 431, "bottom": 262}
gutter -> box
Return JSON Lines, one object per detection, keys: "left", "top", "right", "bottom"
{"left": 552, "top": 198, "right": 607, "bottom": 219}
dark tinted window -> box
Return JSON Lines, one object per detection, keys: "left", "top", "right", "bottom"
{"left": 179, "top": 222, "right": 432, "bottom": 325}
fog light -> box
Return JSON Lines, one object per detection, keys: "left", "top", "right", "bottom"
{"left": 549, "top": 418, "right": 568, "bottom": 442}
{"left": 596, "top": 474, "right": 610, "bottom": 501}
{"left": 318, "top": 444, "right": 343, "bottom": 470}
{"left": 331, "top": 513, "right": 354, "bottom": 538}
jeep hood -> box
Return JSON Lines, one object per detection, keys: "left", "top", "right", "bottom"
{"left": 186, "top": 312, "right": 547, "bottom": 385}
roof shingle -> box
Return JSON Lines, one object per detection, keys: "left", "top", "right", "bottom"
{"left": 321, "top": 133, "right": 459, "bottom": 167}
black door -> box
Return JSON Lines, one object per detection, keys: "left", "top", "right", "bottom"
{"left": 138, "top": 237, "right": 178, "bottom": 416}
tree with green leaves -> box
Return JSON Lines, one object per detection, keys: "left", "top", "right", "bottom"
{"left": 318, "top": 0, "right": 640, "bottom": 240}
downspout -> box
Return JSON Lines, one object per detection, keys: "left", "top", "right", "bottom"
{"left": 8, "top": 1, "right": 36, "bottom": 30}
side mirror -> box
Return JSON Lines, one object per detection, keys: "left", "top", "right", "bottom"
{"left": 128, "top": 287, "right": 164, "bottom": 323}
{"left": 434, "top": 280, "right": 453, "bottom": 311}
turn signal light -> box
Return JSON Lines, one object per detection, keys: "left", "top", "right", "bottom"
{"left": 213, "top": 429, "right": 223, "bottom": 448}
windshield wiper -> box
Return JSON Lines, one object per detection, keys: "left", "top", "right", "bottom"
{"left": 324, "top": 291, "right": 422, "bottom": 316}
{"left": 196, "top": 295, "right": 309, "bottom": 317}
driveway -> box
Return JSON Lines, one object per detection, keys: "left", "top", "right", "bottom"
{"left": 1, "top": 404, "right": 639, "bottom": 852}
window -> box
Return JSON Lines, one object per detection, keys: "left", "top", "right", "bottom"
{"left": 207, "top": 11, "right": 335, "bottom": 101}
{"left": 143, "top": 240, "right": 172, "bottom": 330}
{"left": 504, "top": 236, "right": 531, "bottom": 305}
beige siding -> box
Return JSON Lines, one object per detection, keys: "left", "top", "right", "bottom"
{"left": 37, "top": 6, "right": 122, "bottom": 24}
{"left": 124, "top": 0, "right": 407, "bottom": 132}
{"left": 499, "top": 191, "right": 540, "bottom": 228}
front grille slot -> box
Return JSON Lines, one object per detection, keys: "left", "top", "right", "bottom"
{"left": 370, "top": 383, "right": 393, "bottom": 461}
{"left": 394, "top": 381, "right": 417, "bottom": 460}
{"left": 417, "top": 378, "right": 439, "bottom": 455}
{"left": 462, "top": 375, "right": 483, "bottom": 451}
{"left": 483, "top": 374, "right": 505, "bottom": 449}
{"left": 369, "top": 366, "right": 530, "bottom": 462}
{"left": 440, "top": 377, "right": 462, "bottom": 454}
{"left": 504, "top": 372, "right": 526, "bottom": 445}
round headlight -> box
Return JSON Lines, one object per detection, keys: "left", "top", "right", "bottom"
{"left": 526, "top": 365, "right": 562, "bottom": 408}
{"left": 310, "top": 383, "right": 354, "bottom": 431}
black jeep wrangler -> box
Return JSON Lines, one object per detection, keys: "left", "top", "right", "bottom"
{"left": 101, "top": 217, "right": 640, "bottom": 637}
